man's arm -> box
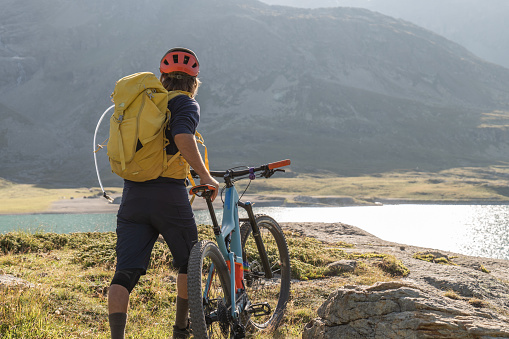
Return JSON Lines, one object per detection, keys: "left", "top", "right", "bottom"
{"left": 174, "top": 133, "right": 219, "bottom": 201}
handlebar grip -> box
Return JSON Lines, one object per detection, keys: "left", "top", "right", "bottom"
{"left": 267, "top": 159, "right": 291, "bottom": 170}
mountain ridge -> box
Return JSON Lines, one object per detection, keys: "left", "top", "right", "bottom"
{"left": 1, "top": 0, "right": 509, "bottom": 186}
{"left": 261, "top": 0, "right": 509, "bottom": 69}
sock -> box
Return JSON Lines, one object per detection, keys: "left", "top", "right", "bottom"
{"left": 175, "top": 296, "right": 189, "bottom": 329}
{"left": 109, "top": 312, "right": 127, "bottom": 339}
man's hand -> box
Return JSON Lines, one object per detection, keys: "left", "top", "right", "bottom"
{"left": 199, "top": 175, "right": 219, "bottom": 202}
{"left": 174, "top": 133, "right": 220, "bottom": 201}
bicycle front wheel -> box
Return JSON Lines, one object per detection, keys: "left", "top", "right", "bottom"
{"left": 188, "top": 240, "right": 232, "bottom": 338}
{"left": 240, "top": 214, "right": 291, "bottom": 331}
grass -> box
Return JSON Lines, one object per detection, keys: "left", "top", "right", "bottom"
{"left": 0, "top": 227, "right": 405, "bottom": 338}
{"left": 443, "top": 291, "right": 489, "bottom": 310}
{"left": 480, "top": 264, "right": 491, "bottom": 273}
{"left": 468, "top": 298, "right": 488, "bottom": 308}
{"left": 413, "top": 252, "right": 457, "bottom": 265}
{"left": 444, "top": 289, "right": 461, "bottom": 300}
{"left": 0, "top": 178, "right": 122, "bottom": 214}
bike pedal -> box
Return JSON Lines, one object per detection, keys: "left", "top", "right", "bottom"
{"left": 247, "top": 302, "right": 272, "bottom": 316}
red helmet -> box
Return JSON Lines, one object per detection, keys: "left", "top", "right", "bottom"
{"left": 159, "top": 47, "right": 200, "bottom": 76}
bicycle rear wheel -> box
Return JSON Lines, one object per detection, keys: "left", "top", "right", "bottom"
{"left": 240, "top": 214, "right": 291, "bottom": 331}
{"left": 188, "top": 240, "right": 232, "bottom": 338}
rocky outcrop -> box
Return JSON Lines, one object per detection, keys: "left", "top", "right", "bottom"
{"left": 302, "top": 281, "right": 509, "bottom": 339}
{"left": 281, "top": 223, "right": 509, "bottom": 338}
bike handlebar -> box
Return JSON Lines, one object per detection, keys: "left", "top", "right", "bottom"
{"left": 190, "top": 159, "right": 291, "bottom": 180}
{"left": 268, "top": 159, "right": 291, "bottom": 170}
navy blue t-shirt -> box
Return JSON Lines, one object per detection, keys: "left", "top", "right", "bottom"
{"left": 165, "top": 94, "right": 200, "bottom": 155}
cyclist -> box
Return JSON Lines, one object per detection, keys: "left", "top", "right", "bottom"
{"left": 107, "top": 47, "right": 219, "bottom": 339}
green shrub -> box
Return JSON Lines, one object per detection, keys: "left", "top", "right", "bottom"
{"left": 375, "top": 255, "right": 410, "bottom": 277}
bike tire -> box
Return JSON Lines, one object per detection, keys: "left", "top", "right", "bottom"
{"left": 240, "top": 214, "right": 291, "bottom": 331}
{"left": 188, "top": 240, "right": 232, "bottom": 338}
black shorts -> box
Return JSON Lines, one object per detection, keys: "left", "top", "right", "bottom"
{"left": 115, "top": 178, "right": 198, "bottom": 274}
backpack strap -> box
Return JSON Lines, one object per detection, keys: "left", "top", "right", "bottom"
{"left": 111, "top": 103, "right": 129, "bottom": 171}
{"left": 165, "top": 89, "right": 194, "bottom": 172}
{"left": 165, "top": 90, "right": 209, "bottom": 205}
{"left": 186, "top": 131, "right": 209, "bottom": 205}
{"left": 168, "top": 90, "right": 193, "bottom": 101}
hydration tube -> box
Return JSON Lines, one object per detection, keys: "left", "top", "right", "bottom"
{"left": 93, "top": 104, "right": 115, "bottom": 202}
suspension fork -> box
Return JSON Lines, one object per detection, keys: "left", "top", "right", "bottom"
{"left": 239, "top": 201, "right": 273, "bottom": 279}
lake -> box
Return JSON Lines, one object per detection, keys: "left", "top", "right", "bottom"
{"left": 1, "top": 205, "right": 509, "bottom": 260}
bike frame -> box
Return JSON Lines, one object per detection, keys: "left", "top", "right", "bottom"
{"left": 203, "top": 173, "right": 272, "bottom": 320}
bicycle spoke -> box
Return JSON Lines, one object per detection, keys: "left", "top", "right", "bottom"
{"left": 241, "top": 215, "right": 291, "bottom": 331}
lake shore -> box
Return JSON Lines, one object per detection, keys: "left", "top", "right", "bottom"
{"left": 20, "top": 194, "right": 509, "bottom": 215}
{"left": 3, "top": 193, "right": 509, "bottom": 216}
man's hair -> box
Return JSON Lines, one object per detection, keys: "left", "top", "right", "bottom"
{"left": 160, "top": 72, "right": 201, "bottom": 97}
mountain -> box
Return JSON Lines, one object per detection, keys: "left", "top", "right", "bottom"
{"left": 260, "top": 0, "right": 509, "bottom": 69}
{"left": 2, "top": 0, "right": 509, "bottom": 187}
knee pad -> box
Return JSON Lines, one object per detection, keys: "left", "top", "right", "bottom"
{"left": 111, "top": 269, "right": 142, "bottom": 293}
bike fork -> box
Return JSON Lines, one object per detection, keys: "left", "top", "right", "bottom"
{"left": 239, "top": 202, "right": 273, "bottom": 279}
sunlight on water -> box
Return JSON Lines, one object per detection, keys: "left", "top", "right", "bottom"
{"left": 2, "top": 205, "right": 509, "bottom": 260}
{"left": 196, "top": 205, "right": 509, "bottom": 260}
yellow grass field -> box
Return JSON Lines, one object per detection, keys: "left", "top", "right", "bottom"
{"left": 2, "top": 165, "right": 509, "bottom": 214}
{"left": 0, "top": 179, "right": 121, "bottom": 214}
{"left": 247, "top": 165, "right": 509, "bottom": 203}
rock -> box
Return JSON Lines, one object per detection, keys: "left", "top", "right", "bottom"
{"left": 325, "top": 260, "right": 357, "bottom": 275}
{"left": 0, "top": 274, "right": 33, "bottom": 288}
{"left": 302, "top": 281, "right": 509, "bottom": 339}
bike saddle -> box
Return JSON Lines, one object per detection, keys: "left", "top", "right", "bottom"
{"left": 189, "top": 184, "right": 217, "bottom": 198}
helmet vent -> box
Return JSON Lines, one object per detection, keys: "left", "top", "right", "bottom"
{"left": 192, "top": 63, "right": 197, "bottom": 68}
{"left": 163, "top": 60, "right": 169, "bottom": 66}
{"left": 183, "top": 56, "right": 190, "bottom": 64}
{"left": 172, "top": 55, "right": 179, "bottom": 63}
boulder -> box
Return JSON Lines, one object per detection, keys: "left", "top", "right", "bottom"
{"left": 325, "top": 260, "right": 357, "bottom": 275}
{"left": 302, "top": 281, "right": 509, "bottom": 339}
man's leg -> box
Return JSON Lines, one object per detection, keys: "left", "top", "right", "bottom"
{"left": 109, "top": 284, "right": 130, "bottom": 313}
{"left": 175, "top": 273, "right": 189, "bottom": 330}
{"left": 108, "top": 269, "right": 141, "bottom": 339}
{"left": 108, "top": 284, "right": 129, "bottom": 339}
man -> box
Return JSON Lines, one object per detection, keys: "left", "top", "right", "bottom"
{"left": 107, "top": 47, "right": 219, "bottom": 339}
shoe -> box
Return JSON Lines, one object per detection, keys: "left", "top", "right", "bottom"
{"left": 172, "top": 324, "right": 191, "bottom": 339}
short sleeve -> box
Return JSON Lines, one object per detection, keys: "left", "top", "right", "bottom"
{"left": 165, "top": 95, "right": 200, "bottom": 155}
{"left": 168, "top": 95, "right": 200, "bottom": 137}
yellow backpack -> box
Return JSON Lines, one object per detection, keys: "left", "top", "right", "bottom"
{"left": 107, "top": 72, "right": 206, "bottom": 182}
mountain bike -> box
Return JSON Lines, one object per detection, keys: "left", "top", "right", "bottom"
{"left": 187, "top": 160, "right": 292, "bottom": 338}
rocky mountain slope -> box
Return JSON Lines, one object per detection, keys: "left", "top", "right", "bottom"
{"left": 261, "top": 0, "right": 509, "bottom": 69}
{"left": 2, "top": 0, "right": 509, "bottom": 186}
